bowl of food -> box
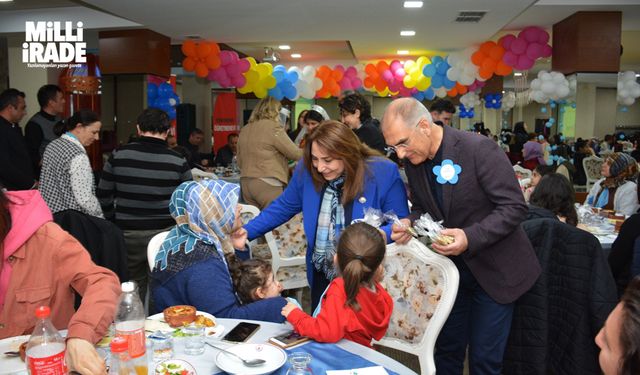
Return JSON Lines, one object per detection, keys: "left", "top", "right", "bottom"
{"left": 163, "top": 305, "right": 197, "bottom": 328}
{"left": 155, "top": 359, "right": 196, "bottom": 375}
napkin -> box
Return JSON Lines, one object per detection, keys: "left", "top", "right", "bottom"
{"left": 327, "top": 366, "right": 390, "bottom": 375}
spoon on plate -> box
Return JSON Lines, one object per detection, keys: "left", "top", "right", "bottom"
{"left": 205, "top": 342, "right": 266, "bottom": 367}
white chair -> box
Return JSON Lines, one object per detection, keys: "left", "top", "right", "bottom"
{"left": 374, "top": 239, "right": 459, "bottom": 375}
{"left": 513, "top": 164, "right": 532, "bottom": 180}
{"left": 239, "top": 204, "right": 308, "bottom": 300}
{"left": 147, "top": 231, "right": 170, "bottom": 271}
{"left": 583, "top": 155, "right": 603, "bottom": 192}
{"left": 191, "top": 168, "right": 217, "bottom": 182}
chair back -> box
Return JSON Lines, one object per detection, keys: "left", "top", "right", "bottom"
{"left": 374, "top": 239, "right": 459, "bottom": 375}
{"left": 147, "top": 231, "right": 170, "bottom": 271}
{"left": 583, "top": 156, "right": 603, "bottom": 191}
{"left": 239, "top": 204, "right": 308, "bottom": 292}
{"left": 191, "top": 168, "right": 217, "bottom": 182}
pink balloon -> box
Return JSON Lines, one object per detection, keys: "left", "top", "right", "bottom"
{"left": 237, "top": 58, "right": 250, "bottom": 72}
{"left": 499, "top": 34, "right": 516, "bottom": 50}
{"left": 503, "top": 51, "right": 518, "bottom": 67}
{"left": 521, "top": 26, "right": 540, "bottom": 43}
{"left": 390, "top": 60, "right": 403, "bottom": 72}
{"left": 382, "top": 70, "right": 394, "bottom": 83}
{"left": 388, "top": 81, "right": 402, "bottom": 92}
{"left": 537, "top": 30, "right": 550, "bottom": 44}
{"left": 232, "top": 75, "right": 246, "bottom": 88}
{"left": 511, "top": 37, "right": 527, "bottom": 55}
{"left": 219, "top": 51, "right": 233, "bottom": 66}
{"left": 346, "top": 66, "right": 358, "bottom": 76}
{"left": 335, "top": 64, "right": 345, "bottom": 73}
{"left": 526, "top": 43, "right": 543, "bottom": 60}
{"left": 541, "top": 44, "right": 553, "bottom": 58}
{"left": 516, "top": 55, "right": 534, "bottom": 70}
{"left": 350, "top": 77, "right": 362, "bottom": 90}
{"left": 394, "top": 69, "right": 406, "bottom": 80}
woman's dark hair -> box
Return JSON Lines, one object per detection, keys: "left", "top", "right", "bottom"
{"left": 337, "top": 222, "right": 386, "bottom": 311}
{"left": 528, "top": 132, "right": 538, "bottom": 141}
{"left": 513, "top": 121, "right": 527, "bottom": 134}
{"left": 619, "top": 276, "right": 640, "bottom": 375}
{"left": 53, "top": 109, "right": 100, "bottom": 136}
{"left": 534, "top": 164, "right": 555, "bottom": 177}
{"left": 297, "top": 110, "right": 309, "bottom": 124}
{"left": 303, "top": 121, "right": 381, "bottom": 205}
{"left": 137, "top": 108, "right": 171, "bottom": 134}
{"left": 338, "top": 93, "right": 372, "bottom": 122}
{"left": 529, "top": 173, "right": 578, "bottom": 226}
{"left": 225, "top": 254, "right": 274, "bottom": 303}
{"left": 304, "top": 110, "right": 325, "bottom": 124}
{"left": 0, "top": 188, "right": 11, "bottom": 247}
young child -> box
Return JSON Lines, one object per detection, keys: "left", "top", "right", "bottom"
{"left": 281, "top": 222, "right": 393, "bottom": 348}
{"left": 227, "top": 255, "right": 283, "bottom": 303}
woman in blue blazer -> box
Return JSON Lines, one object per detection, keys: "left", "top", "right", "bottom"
{"left": 238, "top": 121, "right": 409, "bottom": 309}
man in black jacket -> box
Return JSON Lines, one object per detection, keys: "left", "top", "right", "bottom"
{"left": 0, "top": 88, "right": 36, "bottom": 190}
{"left": 24, "top": 84, "right": 65, "bottom": 173}
{"left": 338, "top": 92, "right": 386, "bottom": 154}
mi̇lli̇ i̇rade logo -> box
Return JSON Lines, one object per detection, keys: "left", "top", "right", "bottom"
{"left": 23, "top": 21, "right": 86, "bottom": 68}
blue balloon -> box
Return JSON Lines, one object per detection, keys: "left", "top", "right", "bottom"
{"left": 424, "top": 87, "right": 435, "bottom": 100}
{"left": 286, "top": 71, "right": 298, "bottom": 84}
{"left": 550, "top": 102, "right": 556, "bottom": 108}
{"left": 273, "top": 70, "right": 285, "bottom": 81}
{"left": 549, "top": 117, "right": 555, "bottom": 123}
{"left": 552, "top": 145, "right": 558, "bottom": 151}
{"left": 413, "top": 91, "right": 425, "bottom": 101}
{"left": 423, "top": 64, "right": 437, "bottom": 77}
{"left": 167, "top": 107, "right": 176, "bottom": 120}
{"left": 546, "top": 159, "right": 554, "bottom": 166}
{"left": 158, "top": 82, "right": 173, "bottom": 98}
{"left": 538, "top": 135, "right": 545, "bottom": 141}
{"left": 541, "top": 107, "right": 547, "bottom": 113}
{"left": 432, "top": 55, "right": 444, "bottom": 64}
{"left": 560, "top": 107, "right": 566, "bottom": 113}
{"left": 619, "top": 133, "right": 626, "bottom": 140}
{"left": 147, "top": 83, "right": 158, "bottom": 101}
{"left": 560, "top": 135, "right": 565, "bottom": 142}
{"left": 546, "top": 145, "right": 552, "bottom": 151}
{"left": 436, "top": 62, "right": 449, "bottom": 75}
{"left": 620, "top": 106, "right": 629, "bottom": 113}
{"left": 442, "top": 77, "right": 456, "bottom": 89}
{"left": 268, "top": 87, "right": 283, "bottom": 101}
{"left": 274, "top": 65, "right": 286, "bottom": 72}
{"left": 571, "top": 103, "right": 576, "bottom": 108}
{"left": 545, "top": 122, "right": 552, "bottom": 128}
{"left": 431, "top": 74, "right": 444, "bottom": 88}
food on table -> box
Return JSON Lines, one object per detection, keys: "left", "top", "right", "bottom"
{"left": 154, "top": 360, "right": 195, "bottom": 375}
{"left": 194, "top": 314, "right": 215, "bottom": 327}
{"left": 19, "top": 341, "right": 27, "bottom": 361}
{"left": 163, "top": 305, "right": 196, "bottom": 328}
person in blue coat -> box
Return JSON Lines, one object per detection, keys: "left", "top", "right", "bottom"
{"left": 150, "top": 179, "right": 287, "bottom": 322}
{"left": 236, "top": 121, "right": 409, "bottom": 310}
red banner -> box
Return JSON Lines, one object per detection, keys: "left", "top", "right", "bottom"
{"left": 212, "top": 92, "right": 238, "bottom": 153}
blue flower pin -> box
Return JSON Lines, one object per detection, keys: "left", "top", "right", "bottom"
{"left": 433, "top": 159, "right": 462, "bottom": 184}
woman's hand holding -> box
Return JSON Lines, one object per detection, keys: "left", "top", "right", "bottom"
{"left": 231, "top": 227, "right": 248, "bottom": 250}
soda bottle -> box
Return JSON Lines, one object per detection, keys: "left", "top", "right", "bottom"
{"left": 25, "top": 306, "right": 67, "bottom": 375}
{"left": 109, "top": 336, "right": 132, "bottom": 375}
{"left": 115, "top": 281, "right": 148, "bottom": 375}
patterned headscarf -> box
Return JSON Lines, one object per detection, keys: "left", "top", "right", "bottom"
{"left": 154, "top": 179, "right": 240, "bottom": 271}
{"left": 602, "top": 152, "right": 639, "bottom": 189}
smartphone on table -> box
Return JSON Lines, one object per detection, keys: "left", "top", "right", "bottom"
{"left": 268, "top": 330, "right": 310, "bottom": 349}
{"left": 222, "top": 322, "right": 261, "bottom": 343}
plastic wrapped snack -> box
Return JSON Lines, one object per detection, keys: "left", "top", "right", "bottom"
{"left": 358, "top": 207, "right": 385, "bottom": 228}
{"left": 383, "top": 211, "right": 419, "bottom": 238}
{"left": 413, "top": 213, "right": 455, "bottom": 246}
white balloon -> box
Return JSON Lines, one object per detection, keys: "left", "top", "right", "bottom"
{"left": 623, "top": 97, "right": 635, "bottom": 106}
{"left": 530, "top": 79, "right": 542, "bottom": 90}
{"left": 622, "top": 71, "right": 636, "bottom": 81}
{"left": 435, "top": 87, "right": 448, "bottom": 98}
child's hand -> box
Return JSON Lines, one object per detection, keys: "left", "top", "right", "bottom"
{"left": 281, "top": 302, "right": 298, "bottom": 318}
{"left": 231, "top": 227, "right": 248, "bottom": 250}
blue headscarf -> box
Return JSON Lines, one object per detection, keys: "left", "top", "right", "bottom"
{"left": 154, "top": 179, "right": 240, "bottom": 271}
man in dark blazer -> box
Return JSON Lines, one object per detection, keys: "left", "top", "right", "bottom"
{"left": 381, "top": 98, "right": 541, "bottom": 375}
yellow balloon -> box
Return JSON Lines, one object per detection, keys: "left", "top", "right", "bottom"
{"left": 246, "top": 57, "right": 257, "bottom": 68}
{"left": 403, "top": 60, "right": 416, "bottom": 71}
{"left": 403, "top": 75, "right": 416, "bottom": 88}
{"left": 244, "top": 70, "right": 259, "bottom": 83}
{"left": 254, "top": 87, "right": 267, "bottom": 98}
{"left": 416, "top": 76, "right": 431, "bottom": 91}
{"left": 263, "top": 76, "right": 277, "bottom": 89}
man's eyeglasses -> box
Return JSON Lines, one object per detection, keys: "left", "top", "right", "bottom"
{"left": 385, "top": 118, "right": 423, "bottom": 155}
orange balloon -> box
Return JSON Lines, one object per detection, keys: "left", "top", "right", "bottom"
{"left": 205, "top": 54, "right": 221, "bottom": 70}
{"left": 481, "top": 59, "right": 497, "bottom": 72}
{"left": 181, "top": 40, "right": 196, "bottom": 57}
{"left": 195, "top": 62, "right": 208, "bottom": 77}
{"left": 364, "top": 77, "right": 375, "bottom": 89}
{"left": 209, "top": 42, "right": 221, "bottom": 55}
{"left": 471, "top": 51, "right": 485, "bottom": 66}
{"left": 479, "top": 67, "right": 493, "bottom": 80}
{"left": 365, "top": 64, "right": 377, "bottom": 76}
{"left": 374, "top": 78, "right": 387, "bottom": 92}
{"left": 196, "top": 43, "right": 212, "bottom": 59}
{"left": 489, "top": 45, "right": 505, "bottom": 61}
{"left": 447, "top": 87, "right": 458, "bottom": 97}
{"left": 376, "top": 61, "right": 389, "bottom": 73}
{"left": 457, "top": 83, "right": 468, "bottom": 95}
{"left": 183, "top": 57, "right": 196, "bottom": 71}
{"left": 479, "top": 41, "right": 495, "bottom": 55}
{"left": 495, "top": 61, "right": 513, "bottom": 76}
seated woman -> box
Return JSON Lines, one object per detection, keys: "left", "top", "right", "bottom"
{"left": 524, "top": 164, "right": 555, "bottom": 203}
{"left": 608, "top": 182, "right": 640, "bottom": 296}
{"left": 237, "top": 121, "right": 409, "bottom": 310}
{"left": 595, "top": 275, "right": 640, "bottom": 375}
{"left": 527, "top": 173, "right": 578, "bottom": 226}
{"left": 585, "top": 153, "right": 639, "bottom": 216}
{"left": 150, "top": 179, "right": 287, "bottom": 322}
{"left": 0, "top": 188, "right": 120, "bottom": 375}
{"left": 522, "top": 133, "right": 544, "bottom": 170}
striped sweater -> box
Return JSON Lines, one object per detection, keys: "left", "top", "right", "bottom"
{"left": 97, "top": 136, "right": 192, "bottom": 230}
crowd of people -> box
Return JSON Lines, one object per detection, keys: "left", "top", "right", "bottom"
{"left": 1, "top": 84, "right": 640, "bottom": 375}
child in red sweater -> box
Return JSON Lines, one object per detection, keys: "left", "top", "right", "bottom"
{"left": 281, "top": 223, "right": 393, "bottom": 347}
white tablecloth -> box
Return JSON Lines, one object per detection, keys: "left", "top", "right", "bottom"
{"left": 160, "top": 318, "right": 416, "bottom": 374}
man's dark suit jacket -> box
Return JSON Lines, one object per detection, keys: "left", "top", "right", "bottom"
{"left": 405, "top": 125, "right": 541, "bottom": 304}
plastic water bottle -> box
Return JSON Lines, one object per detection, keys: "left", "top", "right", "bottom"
{"left": 231, "top": 155, "right": 239, "bottom": 173}
{"left": 109, "top": 336, "right": 132, "bottom": 375}
{"left": 25, "top": 306, "right": 67, "bottom": 375}
{"left": 115, "top": 281, "right": 148, "bottom": 375}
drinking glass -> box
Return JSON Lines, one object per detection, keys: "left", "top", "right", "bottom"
{"left": 285, "top": 352, "right": 313, "bottom": 375}
{"left": 182, "top": 324, "right": 205, "bottom": 355}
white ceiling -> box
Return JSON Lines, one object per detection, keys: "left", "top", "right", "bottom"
{"left": 1, "top": 0, "right": 639, "bottom": 66}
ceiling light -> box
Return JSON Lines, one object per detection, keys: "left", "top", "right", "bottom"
{"left": 400, "top": 30, "right": 416, "bottom": 36}
{"left": 404, "top": 1, "right": 423, "bottom": 8}
{"left": 279, "top": 45, "right": 290, "bottom": 50}
{"left": 397, "top": 50, "right": 409, "bottom": 55}
{"left": 514, "top": 72, "right": 523, "bottom": 77}
{"left": 291, "top": 53, "right": 302, "bottom": 58}
{"left": 0, "top": 0, "right": 14, "bottom": 2}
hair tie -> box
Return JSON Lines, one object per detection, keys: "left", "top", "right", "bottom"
{"left": 354, "top": 255, "right": 364, "bottom": 261}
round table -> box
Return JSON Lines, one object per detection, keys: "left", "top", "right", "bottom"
{"left": 161, "top": 318, "right": 416, "bottom": 374}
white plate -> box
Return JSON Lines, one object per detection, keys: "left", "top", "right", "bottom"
{"left": 154, "top": 359, "right": 197, "bottom": 375}
{"left": 214, "top": 343, "right": 286, "bottom": 375}
{"left": 0, "top": 335, "right": 30, "bottom": 375}
{"left": 146, "top": 311, "right": 225, "bottom": 339}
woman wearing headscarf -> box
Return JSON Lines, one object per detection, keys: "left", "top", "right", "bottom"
{"left": 235, "top": 121, "right": 409, "bottom": 310}
{"left": 150, "top": 179, "right": 287, "bottom": 322}
{"left": 585, "top": 152, "right": 639, "bottom": 216}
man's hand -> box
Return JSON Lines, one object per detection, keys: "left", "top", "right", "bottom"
{"left": 390, "top": 218, "right": 413, "bottom": 244}
{"left": 432, "top": 228, "right": 469, "bottom": 256}
{"left": 66, "top": 338, "right": 106, "bottom": 375}
{"left": 230, "top": 227, "right": 248, "bottom": 250}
